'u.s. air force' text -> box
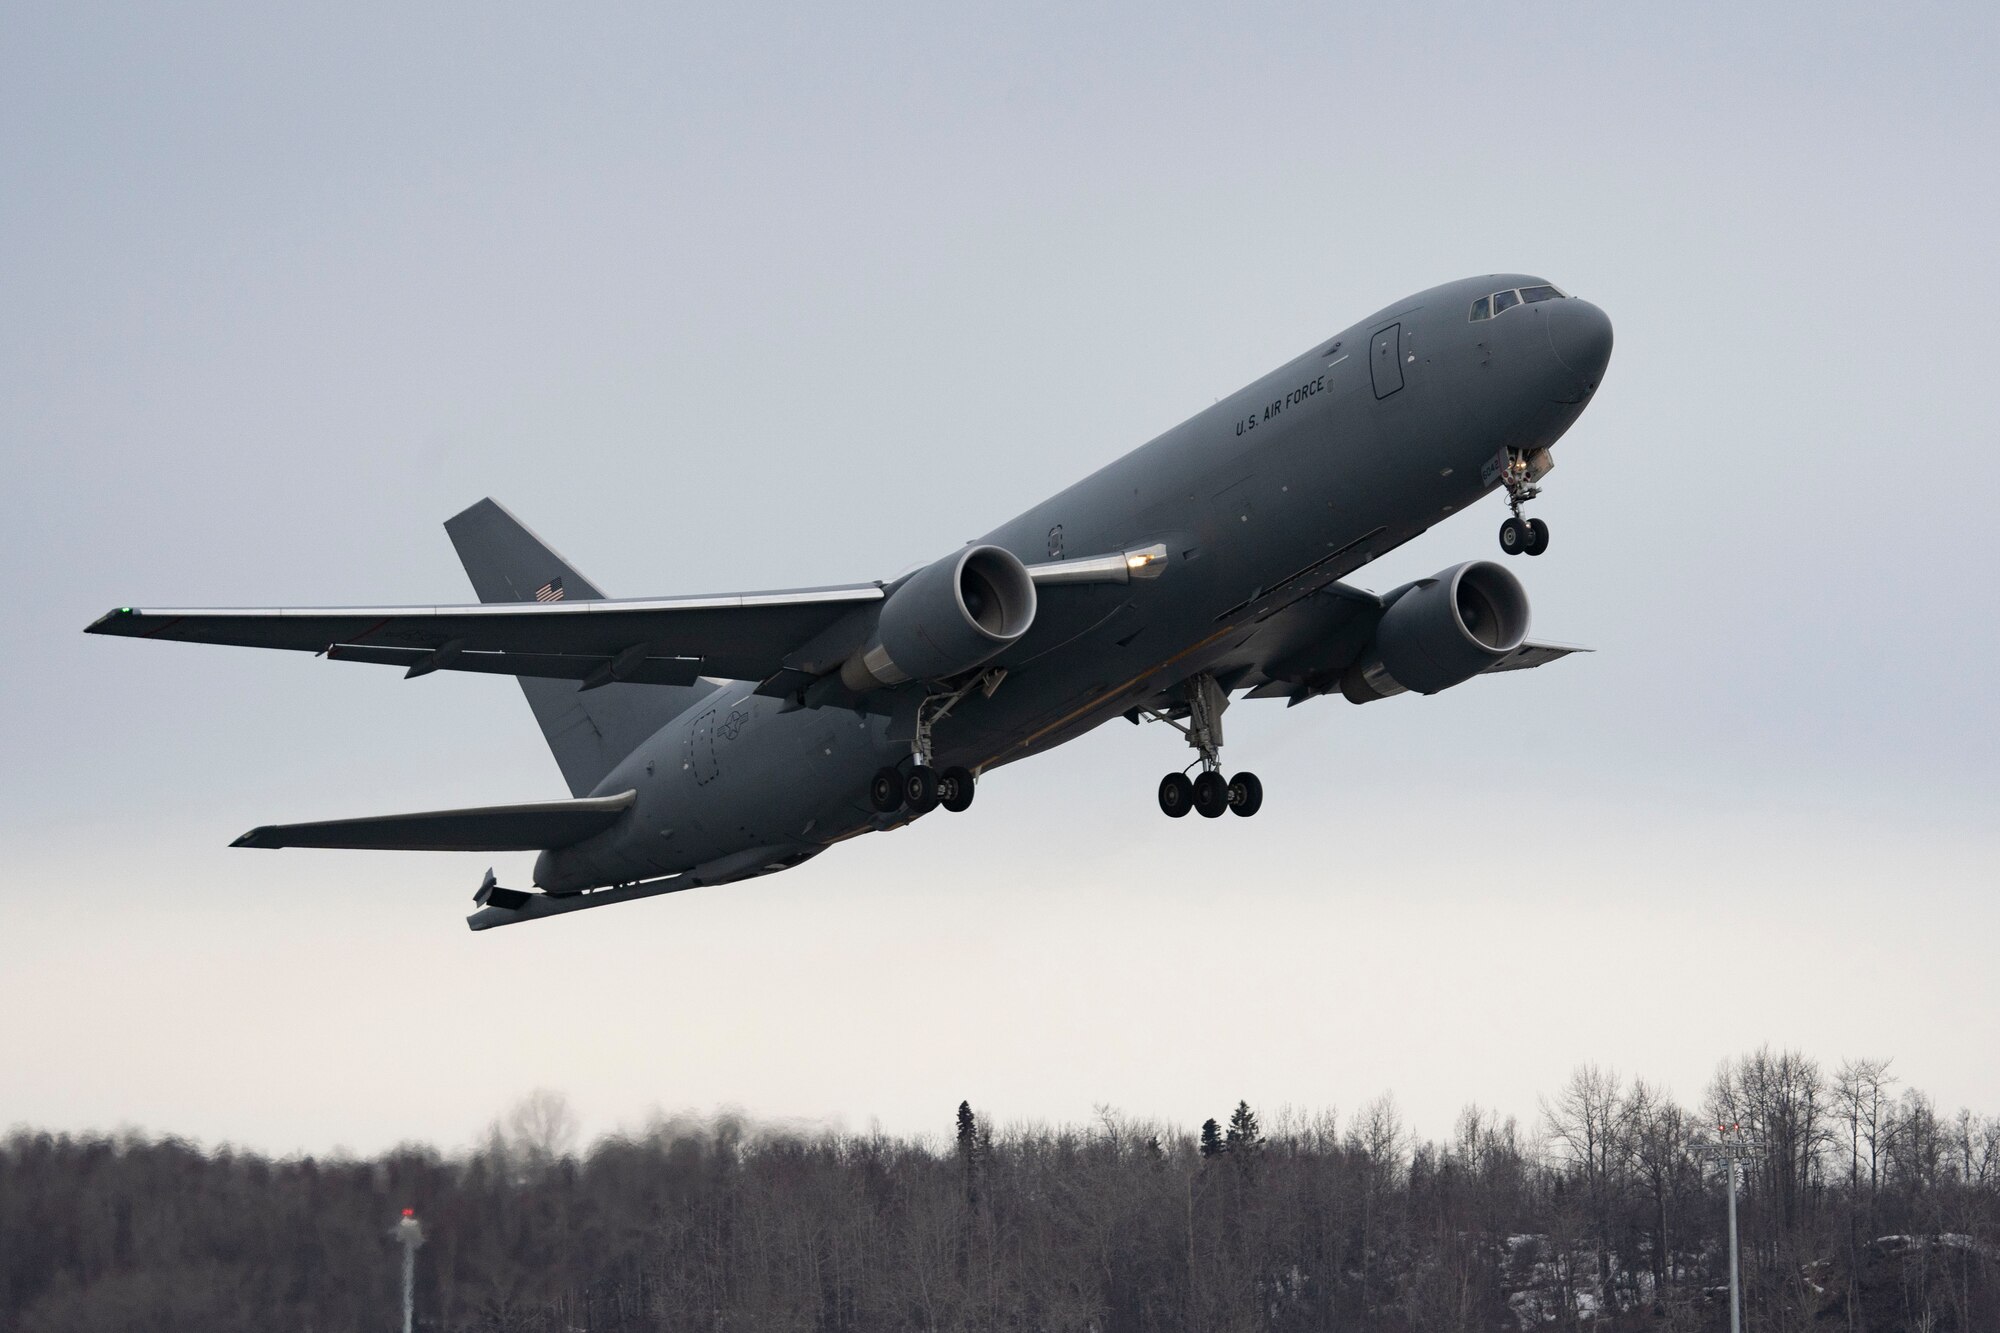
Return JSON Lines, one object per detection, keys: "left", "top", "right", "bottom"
{"left": 1235, "top": 374, "right": 1326, "bottom": 436}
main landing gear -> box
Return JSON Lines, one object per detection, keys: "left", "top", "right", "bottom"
{"left": 1495, "top": 448, "right": 1552, "bottom": 557}
{"left": 1142, "top": 674, "right": 1263, "bottom": 820}
{"left": 868, "top": 676, "right": 985, "bottom": 816}
{"left": 871, "top": 763, "right": 977, "bottom": 815}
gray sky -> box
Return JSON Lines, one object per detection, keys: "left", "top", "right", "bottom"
{"left": 4, "top": 2, "right": 1996, "bottom": 1156}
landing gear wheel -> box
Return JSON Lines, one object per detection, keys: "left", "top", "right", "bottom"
{"left": 1499, "top": 516, "right": 1526, "bottom": 555}
{"left": 938, "top": 766, "right": 977, "bottom": 813}
{"left": 1192, "top": 770, "right": 1229, "bottom": 818}
{"left": 1227, "top": 771, "right": 1264, "bottom": 817}
{"left": 902, "top": 765, "right": 940, "bottom": 814}
{"left": 1158, "top": 772, "right": 1194, "bottom": 818}
{"left": 869, "top": 767, "right": 905, "bottom": 813}
{"left": 1523, "top": 517, "right": 1550, "bottom": 556}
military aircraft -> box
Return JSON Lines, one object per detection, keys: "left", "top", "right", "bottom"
{"left": 88, "top": 274, "right": 1611, "bottom": 930}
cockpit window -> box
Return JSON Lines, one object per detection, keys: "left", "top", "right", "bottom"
{"left": 1470, "top": 284, "right": 1568, "bottom": 320}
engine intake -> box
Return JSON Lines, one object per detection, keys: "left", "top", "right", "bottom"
{"left": 1341, "top": 560, "right": 1529, "bottom": 703}
{"left": 841, "top": 545, "right": 1037, "bottom": 691}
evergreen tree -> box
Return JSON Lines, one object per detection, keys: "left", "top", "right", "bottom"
{"left": 1199, "top": 1117, "right": 1224, "bottom": 1158}
{"left": 956, "top": 1100, "right": 980, "bottom": 1205}
{"left": 956, "top": 1101, "right": 977, "bottom": 1160}
{"left": 1225, "top": 1100, "right": 1262, "bottom": 1156}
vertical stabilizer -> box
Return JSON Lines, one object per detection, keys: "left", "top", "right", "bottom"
{"left": 444, "top": 498, "right": 709, "bottom": 796}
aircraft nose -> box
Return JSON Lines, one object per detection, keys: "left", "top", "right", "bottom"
{"left": 1545, "top": 298, "right": 1613, "bottom": 397}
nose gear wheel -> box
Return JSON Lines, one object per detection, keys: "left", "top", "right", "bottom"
{"left": 1495, "top": 448, "right": 1553, "bottom": 556}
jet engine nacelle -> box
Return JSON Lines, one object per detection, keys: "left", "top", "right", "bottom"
{"left": 840, "top": 544, "right": 1038, "bottom": 691}
{"left": 1341, "top": 560, "right": 1529, "bottom": 703}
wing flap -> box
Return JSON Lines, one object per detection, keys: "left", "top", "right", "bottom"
{"left": 230, "top": 790, "right": 637, "bottom": 852}
{"left": 322, "top": 643, "right": 708, "bottom": 687}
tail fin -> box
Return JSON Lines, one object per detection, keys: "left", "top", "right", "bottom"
{"left": 444, "top": 498, "right": 712, "bottom": 796}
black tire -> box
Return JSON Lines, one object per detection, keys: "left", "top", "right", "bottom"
{"left": 1158, "top": 772, "right": 1194, "bottom": 818}
{"left": 903, "top": 765, "right": 940, "bottom": 814}
{"left": 1227, "top": 771, "right": 1264, "bottom": 817}
{"left": 939, "top": 765, "right": 977, "bottom": 813}
{"left": 869, "top": 767, "right": 904, "bottom": 813}
{"left": 1524, "top": 517, "right": 1550, "bottom": 556}
{"left": 1192, "top": 770, "right": 1229, "bottom": 818}
{"left": 1499, "top": 516, "right": 1525, "bottom": 554}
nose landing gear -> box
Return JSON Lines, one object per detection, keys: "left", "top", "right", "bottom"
{"left": 1142, "top": 673, "right": 1263, "bottom": 819}
{"left": 1493, "top": 448, "right": 1553, "bottom": 557}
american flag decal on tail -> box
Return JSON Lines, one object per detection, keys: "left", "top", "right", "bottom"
{"left": 534, "top": 577, "right": 565, "bottom": 602}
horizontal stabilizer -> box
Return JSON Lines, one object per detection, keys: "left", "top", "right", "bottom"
{"left": 1478, "top": 639, "right": 1591, "bottom": 673}
{"left": 231, "top": 790, "right": 636, "bottom": 852}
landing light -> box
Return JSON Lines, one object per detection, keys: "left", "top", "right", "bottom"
{"left": 1123, "top": 544, "right": 1168, "bottom": 578}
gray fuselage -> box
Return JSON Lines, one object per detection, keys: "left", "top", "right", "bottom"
{"left": 537, "top": 274, "right": 1611, "bottom": 892}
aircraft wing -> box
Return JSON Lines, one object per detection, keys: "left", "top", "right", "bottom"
{"left": 83, "top": 584, "right": 885, "bottom": 687}
{"left": 1224, "top": 581, "right": 1589, "bottom": 703}
{"left": 231, "top": 790, "right": 637, "bottom": 851}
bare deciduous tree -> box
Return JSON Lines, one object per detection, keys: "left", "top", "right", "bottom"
{"left": 4, "top": 1060, "right": 1996, "bottom": 1331}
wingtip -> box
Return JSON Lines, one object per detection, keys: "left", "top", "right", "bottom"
{"left": 84, "top": 607, "right": 137, "bottom": 634}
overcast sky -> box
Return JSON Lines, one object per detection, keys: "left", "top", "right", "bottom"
{"left": 4, "top": 2, "right": 1996, "bottom": 1156}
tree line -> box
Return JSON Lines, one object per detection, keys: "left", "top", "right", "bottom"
{"left": 2, "top": 1050, "right": 1995, "bottom": 1331}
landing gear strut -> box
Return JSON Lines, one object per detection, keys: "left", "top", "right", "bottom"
{"left": 1141, "top": 673, "right": 1263, "bottom": 820}
{"left": 1495, "top": 448, "right": 1552, "bottom": 557}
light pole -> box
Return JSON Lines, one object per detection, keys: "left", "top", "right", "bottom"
{"left": 1701, "top": 1123, "right": 1763, "bottom": 1333}
{"left": 394, "top": 1208, "right": 425, "bottom": 1333}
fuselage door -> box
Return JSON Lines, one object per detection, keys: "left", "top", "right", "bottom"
{"left": 687, "top": 708, "right": 720, "bottom": 785}
{"left": 1370, "top": 323, "right": 1404, "bottom": 399}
